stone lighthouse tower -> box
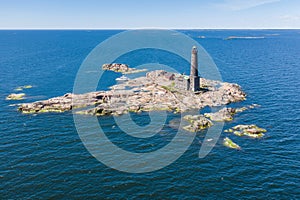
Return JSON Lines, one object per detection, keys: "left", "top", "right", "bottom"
{"left": 190, "top": 46, "right": 200, "bottom": 92}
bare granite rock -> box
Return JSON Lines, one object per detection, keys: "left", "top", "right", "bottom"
{"left": 18, "top": 70, "right": 247, "bottom": 115}
{"left": 102, "top": 63, "right": 147, "bottom": 74}
{"left": 19, "top": 92, "right": 105, "bottom": 114}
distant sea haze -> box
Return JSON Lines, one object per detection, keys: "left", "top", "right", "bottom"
{"left": 0, "top": 30, "right": 299, "bottom": 199}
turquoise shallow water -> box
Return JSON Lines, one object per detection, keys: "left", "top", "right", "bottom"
{"left": 0, "top": 30, "right": 299, "bottom": 199}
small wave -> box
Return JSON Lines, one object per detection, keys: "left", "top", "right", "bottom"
{"left": 265, "top": 33, "right": 280, "bottom": 36}
{"left": 225, "top": 36, "right": 265, "bottom": 40}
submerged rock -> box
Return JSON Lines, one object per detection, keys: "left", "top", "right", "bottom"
{"left": 168, "top": 118, "right": 181, "bottom": 130}
{"left": 183, "top": 114, "right": 213, "bottom": 132}
{"left": 6, "top": 93, "right": 25, "bottom": 100}
{"left": 235, "top": 104, "right": 261, "bottom": 113}
{"left": 14, "top": 87, "right": 23, "bottom": 91}
{"left": 223, "top": 137, "right": 241, "bottom": 150}
{"left": 235, "top": 107, "right": 248, "bottom": 113}
{"left": 225, "top": 124, "right": 266, "bottom": 138}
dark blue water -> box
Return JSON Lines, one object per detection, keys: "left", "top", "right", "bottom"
{"left": 1, "top": 30, "right": 299, "bottom": 199}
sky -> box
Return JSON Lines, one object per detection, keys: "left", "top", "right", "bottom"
{"left": 0, "top": 0, "right": 299, "bottom": 29}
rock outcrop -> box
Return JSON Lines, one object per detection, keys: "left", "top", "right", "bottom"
{"left": 204, "top": 107, "right": 236, "bottom": 122}
{"left": 183, "top": 115, "right": 213, "bottom": 132}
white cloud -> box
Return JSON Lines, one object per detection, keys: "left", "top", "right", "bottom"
{"left": 280, "top": 14, "right": 300, "bottom": 21}
{"left": 215, "top": 0, "right": 281, "bottom": 11}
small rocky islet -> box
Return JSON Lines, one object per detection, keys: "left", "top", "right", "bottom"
{"left": 223, "top": 137, "right": 241, "bottom": 150}
{"left": 224, "top": 124, "right": 267, "bottom": 138}
{"left": 102, "top": 63, "right": 147, "bottom": 74}
{"left": 6, "top": 93, "right": 26, "bottom": 100}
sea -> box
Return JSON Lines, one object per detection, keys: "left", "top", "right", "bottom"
{"left": 0, "top": 30, "right": 299, "bottom": 199}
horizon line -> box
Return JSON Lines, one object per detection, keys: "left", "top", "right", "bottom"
{"left": 0, "top": 27, "right": 300, "bottom": 30}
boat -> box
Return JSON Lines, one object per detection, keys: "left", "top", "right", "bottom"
{"left": 116, "top": 75, "right": 129, "bottom": 81}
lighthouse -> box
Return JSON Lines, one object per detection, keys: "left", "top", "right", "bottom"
{"left": 190, "top": 46, "right": 200, "bottom": 92}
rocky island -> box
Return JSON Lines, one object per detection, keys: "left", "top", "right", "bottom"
{"left": 15, "top": 46, "right": 265, "bottom": 149}
{"left": 18, "top": 70, "right": 246, "bottom": 115}
{"left": 19, "top": 46, "right": 246, "bottom": 115}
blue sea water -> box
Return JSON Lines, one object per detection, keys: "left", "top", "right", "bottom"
{"left": 0, "top": 30, "right": 299, "bottom": 199}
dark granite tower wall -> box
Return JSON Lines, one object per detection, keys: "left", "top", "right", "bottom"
{"left": 190, "top": 46, "right": 200, "bottom": 91}
{"left": 191, "top": 46, "right": 198, "bottom": 77}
